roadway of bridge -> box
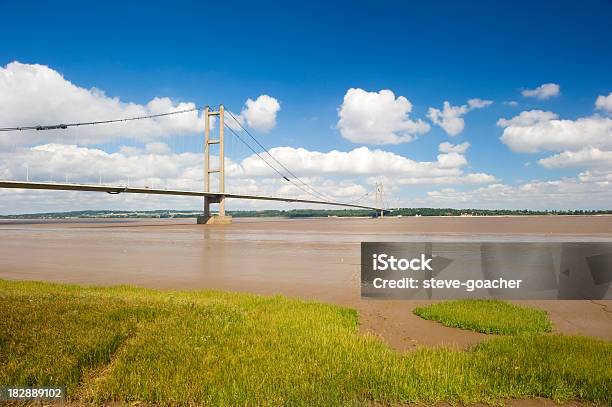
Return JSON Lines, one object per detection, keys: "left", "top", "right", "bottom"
{"left": 0, "top": 180, "right": 382, "bottom": 211}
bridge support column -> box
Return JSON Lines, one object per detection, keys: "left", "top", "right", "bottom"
{"left": 198, "top": 105, "right": 232, "bottom": 225}
{"left": 197, "top": 197, "right": 212, "bottom": 224}
{"left": 197, "top": 199, "right": 231, "bottom": 224}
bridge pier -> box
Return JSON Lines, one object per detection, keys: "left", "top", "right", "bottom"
{"left": 197, "top": 214, "right": 232, "bottom": 225}
{"left": 197, "top": 196, "right": 212, "bottom": 224}
{"left": 197, "top": 196, "right": 232, "bottom": 224}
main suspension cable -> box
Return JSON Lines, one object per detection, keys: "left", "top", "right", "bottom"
{"left": 0, "top": 107, "right": 199, "bottom": 132}
{"left": 222, "top": 122, "right": 332, "bottom": 202}
{"left": 224, "top": 110, "right": 335, "bottom": 203}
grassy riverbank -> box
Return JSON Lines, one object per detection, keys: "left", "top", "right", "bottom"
{"left": 413, "top": 299, "right": 553, "bottom": 335}
{"left": 1, "top": 280, "right": 610, "bottom": 405}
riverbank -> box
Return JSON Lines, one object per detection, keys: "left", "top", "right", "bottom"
{"left": 2, "top": 280, "right": 611, "bottom": 405}
{"left": 1, "top": 216, "right": 611, "bottom": 350}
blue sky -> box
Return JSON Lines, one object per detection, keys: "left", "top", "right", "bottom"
{"left": 1, "top": 0, "right": 612, "bottom": 212}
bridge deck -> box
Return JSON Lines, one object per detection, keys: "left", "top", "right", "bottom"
{"left": 0, "top": 180, "right": 381, "bottom": 211}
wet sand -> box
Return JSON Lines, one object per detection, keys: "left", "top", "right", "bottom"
{"left": 0, "top": 216, "right": 611, "bottom": 350}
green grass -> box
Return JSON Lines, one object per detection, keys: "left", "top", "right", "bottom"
{"left": 1, "top": 280, "right": 610, "bottom": 406}
{"left": 413, "top": 299, "right": 553, "bottom": 335}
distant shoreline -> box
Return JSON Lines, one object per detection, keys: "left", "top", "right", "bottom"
{"left": 2, "top": 208, "right": 612, "bottom": 220}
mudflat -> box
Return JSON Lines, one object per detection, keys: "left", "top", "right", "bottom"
{"left": 1, "top": 216, "right": 611, "bottom": 350}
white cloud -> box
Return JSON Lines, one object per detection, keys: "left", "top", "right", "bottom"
{"left": 422, "top": 176, "right": 612, "bottom": 210}
{"left": 239, "top": 146, "right": 496, "bottom": 189}
{"left": 0, "top": 143, "right": 204, "bottom": 188}
{"left": 0, "top": 61, "right": 206, "bottom": 146}
{"left": 439, "top": 141, "right": 470, "bottom": 154}
{"left": 521, "top": 83, "right": 560, "bottom": 100}
{"left": 503, "top": 101, "right": 519, "bottom": 107}
{"left": 371, "top": 172, "right": 497, "bottom": 188}
{"left": 578, "top": 169, "right": 612, "bottom": 183}
{"left": 497, "top": 110, "right": 558, "bottom": 127}
{"left": 428, "top": 102, "right": 469, "bottom": 136}
{"left": 118, "top": 147, "right": 140, "bottom": 156}
{"left": 436, "top": 152, "right": 467, "bottom": 169}
{"left": 145, "top": 142, "right": 172, "bottom": 155}
{"left": 428, "top": 101, "right": 612, "bottom": 209}
{"left": 0, "top": 61, "right": 282, "bottom": 148}
{"left": 239, "top": 146, "right": 478, "bottom": 178}
{"left": 538, "top": 147, "right": 612, "bottom": 169}
{"left": 498, "top": 110, "right": 612, "bottom": 153}
{"left": 239, "top": 95, "right": 281, "bottom": 133}
{"left": 595, "top": 91, "right": 612, "bottom": 114}
{"left": 427, "top": 98, "right": 492, "bottom": 136}
{"left": 467, "top": 98, "right": 493, "bottom": 109}
{"left": 337, "top": 88, "right": 430, "bottom": 144}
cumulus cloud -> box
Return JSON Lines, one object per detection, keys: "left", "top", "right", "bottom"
{"left": 145, "top": 142, "right": 172, "bottom": 155}
{"left": 521, "top": 83, "right": 561, "bottom": 100}
{"left": 427, "top": 102, "right": 469, "bottom": 136}
{"left": 498, "top": 110, "right": 612, "bottom": 153}
{"left": 423, "top": 175, "right": 612, "bottom": 210}
{"left": 595, "top": 91, "right": 612, "bottom": 114}
{"left": 538, "top": 147, "right": 612, "bottom": 169}
{"left": 337, "top": 88, "right": 430, "bottom": 144}
{"left": 436, "top": 152, "right": 467, "bottom": 169}
{"left": 578, "top": 169, "right": 612, "bottom": 183}
{"left": 439, "top": 141, "right": 470, "bottom": 154}
{"left": 0, "top": 144, "right": 205, "bottom": 189}
{"left": 467, "top": 98, "right": 493, "bottom": 109}
{"left": 239, "top": 95, "right": 281, "bottom": 133}
{"left": 0, "top": 61, "right": 282, "bottom": 148}
{"left": 239, "top": 145, "right": 496, "bottom": 187}
{"left": 0, "top": 61, "right": 206, "bottom": 146}
{"left": 521, "top": 83, "right": 560, "bottom": 100}
{"left": 496, "top": 110, "right": 558, "bottom": 127}
{"left": 499, "top": 98, "right": 612, "bottom": 183}
{"left": 427, "top": 98, "right": 492, "bottom": 136}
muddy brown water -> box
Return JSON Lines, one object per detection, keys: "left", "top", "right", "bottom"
{"left": 0, "top": 216, "right": 611, "bottom": 350}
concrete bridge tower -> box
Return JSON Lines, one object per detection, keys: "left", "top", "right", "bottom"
{"left": 197, "top": 105, "right": 232, "bottom": 225}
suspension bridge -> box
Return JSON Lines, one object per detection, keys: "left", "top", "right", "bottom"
{"left": 0, "top": 105, "right": 385, "bottom": 223}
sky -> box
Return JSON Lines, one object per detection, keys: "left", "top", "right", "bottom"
{"left": 1, "top": 0, "right": 612, "bottom": 213}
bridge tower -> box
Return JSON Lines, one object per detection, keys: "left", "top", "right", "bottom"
{"left": 197, "top": 105, "right": 232, "bottom": 225}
